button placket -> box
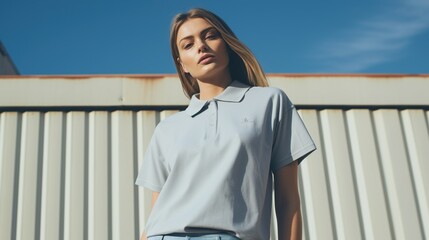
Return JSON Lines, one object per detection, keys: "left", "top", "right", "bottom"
{"left": 207, "top": 100, "right": 218, "bottom": 138}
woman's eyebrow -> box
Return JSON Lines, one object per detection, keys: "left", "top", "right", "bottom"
{"left": 200, "top": 27, "right": 216, "bottom": 36}
{"left": 178, "top": 27, "right": 216, "bottom": 44}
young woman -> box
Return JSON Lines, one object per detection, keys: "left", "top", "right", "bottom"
{"left": 136, "top": 8, "right": 316, "bottom": 240}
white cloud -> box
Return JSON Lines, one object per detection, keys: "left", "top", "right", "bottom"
{"left": 313, "top": 0, "right": 429, "bottom": 72}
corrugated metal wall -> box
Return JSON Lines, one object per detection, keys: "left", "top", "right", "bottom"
{"left": 297, "top": 108, "right": 428, "bottom": 240}
{"left": 0, "top": 75, "right": 428, "bottom": 240}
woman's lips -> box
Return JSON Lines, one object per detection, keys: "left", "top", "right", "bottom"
{"left": 198, "top": 54, "right": 215, "bottom": 64}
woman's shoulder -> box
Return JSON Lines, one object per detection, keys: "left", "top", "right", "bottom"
{"left": 245, "top": 85, "right": 295, "bottom": 113}
{"left": 247, "top": 85, "right": 290, "bottom": 101}
{"left": 153, "top": 111, "right": 188, "bottom": 134}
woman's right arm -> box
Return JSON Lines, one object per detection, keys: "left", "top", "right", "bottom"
{"left": 140, "top": 191, "right": 160, "bottom": 240}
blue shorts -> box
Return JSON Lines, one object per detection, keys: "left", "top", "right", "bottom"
{"left": 148, "top": 233, "right": 240, "bottom": 240}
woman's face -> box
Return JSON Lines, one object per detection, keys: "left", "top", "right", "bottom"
{"left": 176, "top": 18, "right": 230, "bottom": 81}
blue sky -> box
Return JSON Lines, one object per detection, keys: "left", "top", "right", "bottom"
{"left": 1, "top": 0, "right": 428, "bottom": 75}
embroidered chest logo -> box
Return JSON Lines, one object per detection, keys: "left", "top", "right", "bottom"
{"left": 241, "top": 117, "right": 255, "bottom": 127}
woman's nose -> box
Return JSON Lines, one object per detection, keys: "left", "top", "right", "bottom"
{"left": 197, "top": 41, "right": 208, "bottom": 53}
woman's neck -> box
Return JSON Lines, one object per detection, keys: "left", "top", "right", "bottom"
{"left": 197, "top": 73, "right": 232, "bottom": 100}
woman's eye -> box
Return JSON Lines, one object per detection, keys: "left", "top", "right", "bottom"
{"left": 206, "top": 34, "right": 218, "bottom": 40}
{"left": 183, "top": 43, "right": 193, "bottom": 49}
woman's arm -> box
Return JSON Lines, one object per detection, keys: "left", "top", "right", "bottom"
{"left": 140, "top": 191, "right": 160, "bottom": 240}
{"left": 274, "top": 161, "right": 302, "bottom": 240}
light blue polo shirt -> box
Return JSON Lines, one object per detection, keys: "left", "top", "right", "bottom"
{"left": 136, "top": 80, "right": 316, "bottom": 240}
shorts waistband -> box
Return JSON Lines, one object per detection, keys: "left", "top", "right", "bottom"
{"left": 148, "top": 233, "right": 240, "bottom": 240}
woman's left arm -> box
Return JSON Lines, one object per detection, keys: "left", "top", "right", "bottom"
{"left": 274, "top": 161, "right": 302, "bottom": 240}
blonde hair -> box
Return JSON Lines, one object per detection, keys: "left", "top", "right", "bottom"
{"left": 170, "top": 8, "right": 269, "bottom": 98}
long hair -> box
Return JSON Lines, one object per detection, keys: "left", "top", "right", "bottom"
{"left": 170, "top": 8, "right": 269, "bottom": 98}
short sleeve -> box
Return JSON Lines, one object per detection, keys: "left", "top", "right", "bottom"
{"left": 135, "top": 127, "right": 169, "bottom": 192}
{"left": 270, "top": 90, "right": 316, "bottom": 172}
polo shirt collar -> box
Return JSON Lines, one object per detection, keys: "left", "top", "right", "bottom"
{"left": 185, "top": 80, "right": 251, "bottom": 117}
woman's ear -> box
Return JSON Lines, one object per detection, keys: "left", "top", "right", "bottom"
{"left": 177, "top": 57, "right": 189, "bottom": 73}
